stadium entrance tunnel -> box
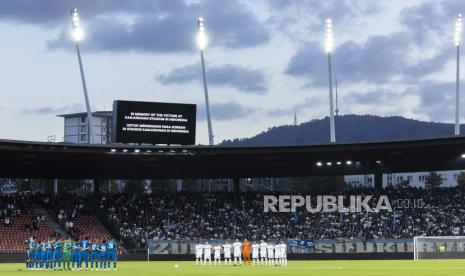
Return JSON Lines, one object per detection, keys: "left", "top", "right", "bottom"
{"left": 1, "top": 137, "right": 465, "bottom": 179}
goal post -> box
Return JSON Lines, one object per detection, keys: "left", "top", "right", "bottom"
{"left": 414, "top": 236, "right": 465, "bottom": 260}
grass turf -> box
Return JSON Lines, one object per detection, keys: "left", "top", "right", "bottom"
{"left": 1, "top": 260, "right": 465, "bottom": 276}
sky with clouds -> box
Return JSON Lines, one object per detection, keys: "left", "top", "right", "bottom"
{"left": 1, "top": 0, "right": 464, "bottom": 144}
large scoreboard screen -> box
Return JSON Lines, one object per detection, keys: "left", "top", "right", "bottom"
{"left": 112, "top": 100, "right": 196, "bottom": 145}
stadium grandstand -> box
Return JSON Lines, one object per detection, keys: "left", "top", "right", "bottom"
{"left": 0, "top": 192, "right": 114, "bottom": 253}
{"left": 42, "top": 195, "right": 113, "bottom": 241}
{"left": 2, "top": 136, "right": 465, "bottom": 274}
{"left": 2, "top": 184, "right": 465, "bottom": 254}
{"left": 95, "top": 186, "right": 465, "bottom": 248}
{"left": 0, "top": 194, "right": 54, "bottom": 254}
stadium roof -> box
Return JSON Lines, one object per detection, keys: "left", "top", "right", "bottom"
{"left": 0, "top": 137, "right": 465, "bottom": 179}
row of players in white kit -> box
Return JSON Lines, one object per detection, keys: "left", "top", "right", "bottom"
{"left": 195, "top": 240, "right": 287, "bottom": 266}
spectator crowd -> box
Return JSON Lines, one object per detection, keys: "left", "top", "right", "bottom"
{"left": 96, "top": 186, "right": 465, "bottom": 248}
{"left": 0, "top": 193, "right": 35, "bottom": 228}
{"left": 3, "top": 186, "right": 465, "bottom": 250}
{"left": 41, "top": 195, "right": 88, "bottom": 239}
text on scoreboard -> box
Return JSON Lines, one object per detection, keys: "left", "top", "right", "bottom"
{"left": 112, "top": 100, "right": 196, "bottom": 145}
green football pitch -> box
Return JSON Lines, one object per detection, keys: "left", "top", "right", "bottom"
{"left": 2, "top": 260, "right": 465, "bottom": 276}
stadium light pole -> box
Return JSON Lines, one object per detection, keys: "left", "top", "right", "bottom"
{"left": 335, "top": 72, "right": 339, "bottom": 116}
{"left": 71, "top": 8, "right": 95, "bottom": 144}
{"left": 455, "top": 14, "right": 462, "bottom": 136}
{"left": 197, "top": 17, "right": 215, "bottom": 146}
{"left": 325, "top": 19, "right": 336, "bottom": 143}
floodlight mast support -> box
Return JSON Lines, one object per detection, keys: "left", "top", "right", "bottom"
{"left": 328, "top": 53, "right": 336, "bottom": 142}
{"left": 335, "top": 72, "right": 339, "bottom": 116}
{"left": 325, "top": 19, "right": 336, "bottom": 143}
{"left": 455, "top": 14, "right": 462, "bottom": 136}
{"left": 200, "top": 51, "right": 214, "bottom": 145}
{"left": 456, "top": 44, "right": 461, "bottom": 135}
{"left": 197, "top": 17, "right": 214, "bottom": 145}
{"left": 71, "top": 8, "right": 95, "bottom": 144}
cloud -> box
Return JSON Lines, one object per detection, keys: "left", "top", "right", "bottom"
{"left": 266, "top": 96, "right": 324, "bottom": 117}
{"left": 156, "top": 63, "right": 268, "bottom": 93}
{"left": 402, "top": 48, "right": 453, "bottom": 79}
{"left": 413, "top": 81, "right": 457, "bottom": 121}
{"left": 265, "top": 0, "right": 381, "bottom": 43}
{"left": 0, "top": 1, "right": 175, "bottom": 26}
{"left": 48, "top": 16, "right": 195, "bottom": 53}
{"left": 156, "top": 64, "right": 199, "bottom": 85}
{"left": 21, "top": 103, "right": 84, "bottom": 115}
{"left": 284, "top": 41, "right": 325, "bottom": 86}
{"left": 283, "top": 1, "right": 465, "bottom": 89}
{"left": 285, "top": 33, "right": 413, "bottom": 86}
{"left": 269, "top": 0, "right": 379, "bottom": 21}
{"left": 44, "top": 0, "right": 270, "bottom": 53}
{"left": 400, "top": 0, "right": 465, "bottom": 45}
{"left": 336, "top": 33, "right": 413, "bottom": 82}
{"left": 197, "top": 101, "right": 253, "bottom": 121}
{"left": 345, "top": 89, "right": 406, "bottom": 105}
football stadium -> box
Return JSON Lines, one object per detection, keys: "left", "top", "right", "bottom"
{"left": 2, "top": 1, "right": 465, "bottom": 276}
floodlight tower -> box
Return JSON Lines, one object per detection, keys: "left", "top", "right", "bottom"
{"left": 455, "top": 14, "right": 462, "bottom": 136}
{"left": 325, "top": 19, "right": 336, "bottom": 143}
{"left": 335, "top": 72, "right": 339, "bottom": 116}
{"left": 71, "top": 8, "right": 95, "bottom": 144}
{"left": 197, "top": 17, "right": 214, "bottom": 145}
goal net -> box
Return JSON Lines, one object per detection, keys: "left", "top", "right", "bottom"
{"left": 414, "top": 236, "right": 465, "bottom": 260}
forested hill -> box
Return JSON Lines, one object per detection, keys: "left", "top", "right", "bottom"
{"left": 220, "top": 114, "right": 465, "bottom": 146}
